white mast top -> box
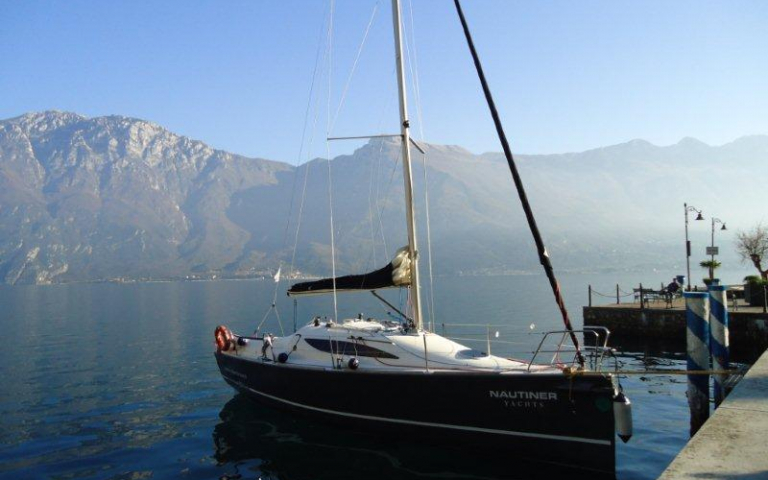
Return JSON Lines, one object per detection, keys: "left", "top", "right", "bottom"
{"left": 391, "top": 0, "right": 423, "bottom": 331}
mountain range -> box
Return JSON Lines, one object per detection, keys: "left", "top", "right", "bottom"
{"left": 0, "top": 111, "right": 765, "bottom": 285}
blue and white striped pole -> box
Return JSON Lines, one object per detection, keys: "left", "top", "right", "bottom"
{"left": 708, "top": 280, "right": 729, "bottom": 407}
{"left": 685, "top": 291, "right": 710, "bottom": 436}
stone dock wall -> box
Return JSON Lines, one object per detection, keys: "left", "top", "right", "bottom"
{"left": 583, "top": 306, "right": 768, "bottom": 360}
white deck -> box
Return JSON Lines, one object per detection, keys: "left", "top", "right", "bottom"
{"left": 223, "top": 318, "right": 563, "bottom": 374}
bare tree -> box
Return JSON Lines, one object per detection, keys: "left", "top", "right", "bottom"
{"left": 736, "top": 224, "right": 768, "bottom": 280}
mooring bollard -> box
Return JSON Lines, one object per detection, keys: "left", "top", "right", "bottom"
{"left": 708, "top": 280, "right": 729, "bottom": 406}
{"left": 764, "top": 285, "right": 768, "bottom": 314}
{"left": 685, "top": 291, "right": 710, "bottom": 436}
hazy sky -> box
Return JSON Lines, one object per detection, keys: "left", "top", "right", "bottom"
{"left": 2, "top": 0, "right": 766, "bottom": 163}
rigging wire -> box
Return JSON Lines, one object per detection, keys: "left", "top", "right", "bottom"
{"left": 371, "top": 145, "right": 402, "bottom": 260}
{"left": 332, "top": 6, "right": 400, "bottom": 271}
{"left": 281, "top": 8, "right": 328, "bottom": 254}
{"left": 374, "top": 145, "right": 390, "bottom": 259}
{"left": 288, "top": 5, "right": 340, "bottom": 280}
{"left": 326, "top": 0, "right": 339, "bottom": 323}
{"left": 275, "top": 1, "right": 432, "bottom": 330}
{"left": 367, "top": 139, "right": 383, "bottom": 267}
{"left": 289, "top": 53, "right": 329, "bottom": 279}
{"left": 257, "top": 3, "right": 331, "bottom": 335}
{"left": 287, "top": 6, "right": 332, "bottom": 270}
{"left": 372, "top": 73, "right": 398, "bottom": 261}
{"left": 367, "top": 76, "right": 397, "bottom": 268}
{"left": 289, "top": 0, "right": 395, "bottom": 326}
{"left": 329, "top": 0, "right": 381, "bottom": 134}
{"left": 320, "top": 0, "right": 384, "bottom": 270}
{"left": 404, "top": 0, "right": 436, "bottom": 332}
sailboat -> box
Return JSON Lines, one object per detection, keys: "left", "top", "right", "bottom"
{"left": 215, "top": 0, "right": 632, "bottom": 474}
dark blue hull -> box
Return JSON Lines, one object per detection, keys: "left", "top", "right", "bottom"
{"left": 215, "top": 352, "right": 617, "bottom": 474}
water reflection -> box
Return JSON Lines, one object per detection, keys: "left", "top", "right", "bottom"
{"left": 0, "top": 279, "right": 717, "bottom": 479}
{"left": 213, "top": 394, "right": 615, "bottom": 480}
{"left": 610, "top": 333, "right": 761, "bottom": 365}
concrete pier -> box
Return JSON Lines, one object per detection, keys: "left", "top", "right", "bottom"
{"left": 658, "top": 348, "right": 768, "bottom": 480}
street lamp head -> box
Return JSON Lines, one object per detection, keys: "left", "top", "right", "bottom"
{"left": 695, "top": 212, "right": 704, "bottom": 221}
{"left": 721, "top": 223, "right": 727, "bottom": 231}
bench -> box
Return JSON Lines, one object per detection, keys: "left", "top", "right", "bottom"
{"left": 634, "top": 288, "right": 680, "bottom": 308}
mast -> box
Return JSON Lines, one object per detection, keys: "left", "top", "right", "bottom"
{"left": 391, "top": 0, "right": 423, "bottom": 331}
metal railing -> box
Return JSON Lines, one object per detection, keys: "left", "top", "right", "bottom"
{"left": 528, "top": 326, "right": 612, "bottom": 372}
{"left": 437, "top": 323, "right": 614, "bottom": 372}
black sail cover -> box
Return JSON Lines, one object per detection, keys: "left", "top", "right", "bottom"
{"left": 288, "top": 247, "right": 411, "bottom": 297}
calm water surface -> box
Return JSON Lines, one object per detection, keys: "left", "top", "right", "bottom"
{"left": 0, "top": 273, "right": 714, "bottom": 479}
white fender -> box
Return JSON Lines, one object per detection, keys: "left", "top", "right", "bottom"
{"left": 614, "top": 391, "right": 633, "bottom": 443}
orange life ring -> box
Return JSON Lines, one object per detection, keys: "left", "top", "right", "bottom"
{"left": 214, "top": 325, "right": 233, "bottom": 352}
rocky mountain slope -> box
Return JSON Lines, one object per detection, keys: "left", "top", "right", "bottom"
{"left": 0, "top": 111, "right": 765, "bottom": 284}
{"left": 0, "top": 112, "right": 290, "bottom": 284}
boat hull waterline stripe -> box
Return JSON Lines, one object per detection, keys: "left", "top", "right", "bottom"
{"left": 222, "top": 375, "right": 611, "bottom": 446}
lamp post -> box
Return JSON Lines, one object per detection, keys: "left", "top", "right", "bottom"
{"left": 709, "top": 218, "right": 727, "bottom": 279}
{"left": 684, "top": 203, "right": 704, "bottom": 291}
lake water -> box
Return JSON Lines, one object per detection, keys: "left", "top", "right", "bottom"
{"left": 0, "top": 271, "right": 748, "bottom": 480}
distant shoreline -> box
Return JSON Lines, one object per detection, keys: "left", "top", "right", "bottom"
{"left": 2, "top": 266, "right": 753, "bottom": 287}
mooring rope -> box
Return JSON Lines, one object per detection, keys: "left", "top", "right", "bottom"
{"left": 568, "top": 369, "right": 740, "bottom": 377}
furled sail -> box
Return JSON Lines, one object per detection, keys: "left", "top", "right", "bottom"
{"left": 288, "top": 247, "right": 412, "bottom": 297}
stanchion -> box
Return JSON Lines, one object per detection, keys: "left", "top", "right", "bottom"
{"left": 708, "top": 280, "right": 729, "bottom": 406}
{"left": 685, "top": 291, "right": 710, "bottom": 436}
